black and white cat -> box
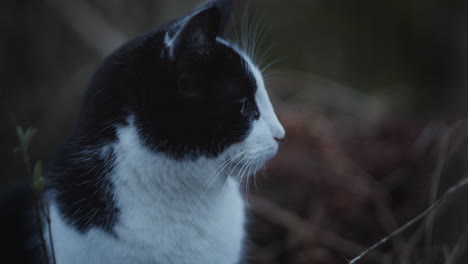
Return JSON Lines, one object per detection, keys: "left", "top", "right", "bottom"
{"left": 2, "top": 0, "right": 285, "bottom": 263}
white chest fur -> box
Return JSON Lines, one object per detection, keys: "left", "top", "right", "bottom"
{"left": 48, "top": 124, "right": 246, "bottom": 264}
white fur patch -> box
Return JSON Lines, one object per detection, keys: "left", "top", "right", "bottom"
{"left": 218, "top": 37, "right": 286, "bottom": 161}
{"left": 48, "top": 122, "right": 246, "bottom": 264}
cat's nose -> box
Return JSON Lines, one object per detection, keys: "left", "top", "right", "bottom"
{"left": 266, "top": 111, "right": 285, "bottom": 144}
{"left": 273, "top": 128, "right": 286, "bottom": 144}
{"left": 274, "top": 136, "right": 285, "bottom": 143}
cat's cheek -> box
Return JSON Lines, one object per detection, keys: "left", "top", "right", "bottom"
{"left": 242, "top": 119, "right": 280, "bottom": 161}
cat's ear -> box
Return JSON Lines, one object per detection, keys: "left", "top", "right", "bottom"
{"left": 165, "top": 0, "right": 232, "bottom": 58}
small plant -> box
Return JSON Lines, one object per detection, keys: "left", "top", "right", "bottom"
{"left": 15, "top": 126, "right": 56, "bottom": 264}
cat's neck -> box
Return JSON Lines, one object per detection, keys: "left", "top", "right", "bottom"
{"left": 112, "top": 123, "right": 232, "bottom": 206}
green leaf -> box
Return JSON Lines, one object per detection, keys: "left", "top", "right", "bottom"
{"left": 24, "top": 128, "right": 31, "bottom": 145}
{"left": 16, "top": 126, "right": 24, "bottom": 139}
{"left": 33, "top": 161, "right": 43, "bottom": 180}
{"left": 32, "top": 176, "right": 45, "bottom": 192}
{"left": 15, "top": 126, "right": 37, "bottom": 153}
{"left": 16, "top": 126, "right": 26, "bottom": 151}
{"left": 24, "top": 128, "right": 33, "bottom": 150}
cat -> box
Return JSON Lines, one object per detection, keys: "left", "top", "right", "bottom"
{"left": 1, "top": 0, "right": 285, "bottom": 263}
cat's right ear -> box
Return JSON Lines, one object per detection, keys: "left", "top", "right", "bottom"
{"left": 163, "top": 0, "right": 232, "bottom": 59}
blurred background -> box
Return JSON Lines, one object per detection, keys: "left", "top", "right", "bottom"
{"left": 2, "top": 0, "right": 468, "bottom": 263}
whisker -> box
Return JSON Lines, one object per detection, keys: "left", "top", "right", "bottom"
{"left": 230, "top": 13, "right": 240, "bottom": 48}
{"left": 197, "top": 150, "right": 246, "bottom": 202}
{"left": 247, "top": 160, "right": 257, "bottom": 202}
{"left": 220, "top": 155, "right": 250, "bottom": 195}
{"left": 228, "top": 155, "right": 249, "bottom": 180}
{"left": 238, "top": 4, "right": 281, "bottom": 84}
{"left": 240, "top": 3, "right": 251, "bottom": 57}
{"left": 261, "top": 56, "right": 286, "bottom": 73}
{"left": 257, "top": 46, "right": 273, "bottom": 69}
{"left": 251, "top": 16, "right": 266, "bottom": 63}
{"left": 253, "top": 160, "right": 261, "bottom": 192}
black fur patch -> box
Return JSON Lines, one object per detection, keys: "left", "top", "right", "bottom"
{"left": 47, "top": 0, "right": 259, "bottom": 233}
{"left": 48, "top": 142, "right": 119, "bottom": 234}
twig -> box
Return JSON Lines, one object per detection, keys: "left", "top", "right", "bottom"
{"left": 348, "top": 174, "right": 468, "bottom": 264}
{"left": 425, "top": 125, "right": 451, "bottom": 258}
{"left": 447, "top": 221, "right": 468, "bottom": 263}
{"left": 374, "top": 197, "right": 407, "bottom": 255}
{"left": 23, "top": 148, "right": 52, "bottom": 263}
{"left": 39, "top": 198, "right": 57, "bottom": 264}
{"left": 251, "top": 196, "right": 387, "bottom": 261}
{"left": 399, "top": 224, "right": 425, "bottom": 264}
{"left": 32, "top": 193, "right": 49, "bottom": 264}
{"left": 15, "top": 125, "right": 56, "bottom": 264}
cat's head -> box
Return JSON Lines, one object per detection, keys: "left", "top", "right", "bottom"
{"left": 82, "top": 0, "right": 285, "bottom": 176}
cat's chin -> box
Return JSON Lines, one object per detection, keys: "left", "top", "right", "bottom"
{"left": 224, "top": 148, "right": 277, "bottom": 179}
{"left": 226, "top": 161, "right": 265, "bottom": 180}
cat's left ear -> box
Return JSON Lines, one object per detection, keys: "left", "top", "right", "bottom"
{"left": 165, "top": 0, "right": 232, "bottom": 58}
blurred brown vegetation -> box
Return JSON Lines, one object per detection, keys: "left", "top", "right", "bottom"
{"left": 2, "top": 0, "right": 468, "bottom": 263}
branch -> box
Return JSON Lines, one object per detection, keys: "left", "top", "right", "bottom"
{"left": 348, "top": 175, "right": 468, "bottom": 264}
